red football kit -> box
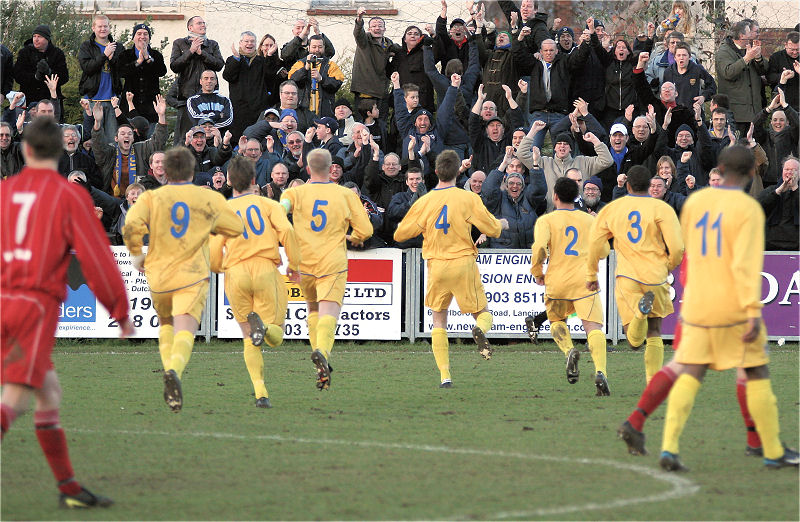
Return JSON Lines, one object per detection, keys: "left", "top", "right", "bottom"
{"left": 1, "top": 167, "right": 129, "bottom": 387}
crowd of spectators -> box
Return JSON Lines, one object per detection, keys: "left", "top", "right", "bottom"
{"left": 1, "top": 1, "right": 798, "bottom": 250}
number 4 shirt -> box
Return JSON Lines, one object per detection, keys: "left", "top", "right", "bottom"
{"left": 394, "top": 186, "right": 502, "bottom": 261}
{"left": 123, "top": 182, "right": 243, "bottom": 293}
{"left": 280, "top": 182, "right": 372, "bottom": 277}
{"left": 586, "top": 195, "right": 684, "bottom": 285}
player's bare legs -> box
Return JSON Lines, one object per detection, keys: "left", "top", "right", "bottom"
{"left": 162, "top": 313, "right": 198, "bottom": 412}
{"left": 431, "top": 310, "right": 452, "bottom": 387}
{"left": 470, "top": 307, "right": 493, "bottom": 360}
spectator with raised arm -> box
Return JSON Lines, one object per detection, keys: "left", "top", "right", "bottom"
{"left": 118, "top": 23, "right": 167, "bottom": 129}
{"left": 757, "top": 156, "right": 799, "bottom": 251}
{"left": 280, "top": 18, "right": 335, "bottom": 68}
{"left": 766, "top": 31, "right": 799, "bottom": 111}
{"left": 352, "top": 7, "right": 394, "bottom": 116}
{"left": 388, "top": 25, "right": 435, "bottom": 113}
{"left": 753, "top": 88, "right": 799, "bottom": 187}
{"left": 469, "top": 83, "right": 524, "bottom": 173}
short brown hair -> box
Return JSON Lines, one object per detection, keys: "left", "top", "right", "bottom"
{"left": 227, "top": 155, "right": 255, "bottom": 192}
{"left": 718, "top": 144, "right": 755, "bottom": 180}
{"left": 22, "top": 117, "right": 62, "bottom": 161}
{"left": 164, "top": 147, "right": 195, "bottom": 182}
{"left": 434, "top": 150, "right": 460, "bottom": 182}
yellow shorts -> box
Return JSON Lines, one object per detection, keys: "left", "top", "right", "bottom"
{"left": 545, "top": 292, "right": 603, "bottom": 325}
{"left": 675, "top": 321, "right": 769, "bottom": 371}
{"left": 425, "top": 257, "right": 487, "bottom": 314}
{"left": 225, "top": 260, "right": 288, "bottom": 325}
{"left": 615, "top": 276, "right": 673, "bottom": 326}
{"left": 299, "top": 271, "right": 347, "bottom": 306}
{"left": 151, "top": 279, "right": 209, "bottom": 323}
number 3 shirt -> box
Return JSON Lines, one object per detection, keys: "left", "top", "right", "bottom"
{"left": 123, "top": 182, "right": 243, "bottom": 293}
{"left": 394, "top": 186, "right": 502, "bottom": 261}
{"left": 586, "top": 195, "right": 684, "bottom": 286}
{"left": 531, "top": 209, "right": 606, "bottom": 300}
{"left": 280, "top": 182, "right": 372, "bottom": 277}
{"left": 679, "top": 187, "right": 765, "bottom": 326}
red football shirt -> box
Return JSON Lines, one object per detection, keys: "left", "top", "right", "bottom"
{"left": 1, "top": 167, "right": 129, "bottom": 322}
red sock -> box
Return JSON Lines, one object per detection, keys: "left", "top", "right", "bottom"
{"left": 34, "top": 410, "right": 81, "bottom": 496}
{"left": 627, "top": 365, "right": 678, "bottom": 431}
{"left": 1, "top": 403, "right": 18, "bottom": 438}
{"left": 736, "top": 378, "right": 762, "bottom": 449}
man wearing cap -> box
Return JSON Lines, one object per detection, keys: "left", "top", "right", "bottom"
{"left": 333, "top": 98, "right": 357, "bottom": 146}
{"left": 223, "top": 30, "right": 277, "bottom": 144}
{"left": 119, "top": 23, "right": 167, "bottom": 127}
{"left": 433, "top": 1, "right": 471, "bottom": 72}
{"left": 469, "top": 83, "right": 524, "bottom": 173}
{"left": 288, "top": 35, "right": 344, "bottom": 119}
{"left": 308, "top": 116, "right": 343, "bottom": 157}
{"left": 79, "top": 14, "right": 124, "bottom": 139}
{"left": 483, "top": 145, "right": 547, "bottom": 248}
{"left": 187, "top": 70, "right": 233, "bottom": 131}
{"left": 590, "top": 123, "right": 641, "bottom": 202}
{"left": 654, "top": 102, "right": 714, "bottom": 188}
{"left": 92, "top": 94, "right": 168, "bottom": 196}
{"left": 185, "top": 124, "right": 232, "bottom": 175}
{"left": 519, "top": 120, "right": 613, "bottom": 211}
{"left": 13, "top": 24, "right": 69, "bottom": 120}
{"left": 582, "top": 176, "right": 606, "bottom": 215}
{"left": 169, "top": 15, "right": 224, "bottom": 145}
{"left": 554, "top": 27, "right": 576, "bottom": 55}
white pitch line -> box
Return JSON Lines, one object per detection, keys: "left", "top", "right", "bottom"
{"left": 72, "top": 427, "right": 699, "bottom": 519}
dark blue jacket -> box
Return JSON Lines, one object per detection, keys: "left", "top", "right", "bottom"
{"left": 483, "top": 167, "right": 547, "bottom": 248}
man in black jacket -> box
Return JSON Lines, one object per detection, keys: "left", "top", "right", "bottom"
{"left": 58, "top": 125, "right": 102, "bottom": 190}
{"left": 119, "top": 23, "right": 167, "bottom": 126}
{"left": 766, "top": 31, "right": 799, "bottom": 111}
{"left": 78, "top": 14, "right": 123, "bottom": 139}
{"left": 386, "top": 167, "right": 426, "bottom": 248}
{"left": 13, "top": 25, "right": 69, "bottom": 121}
{"left": 169, "top": 15, "right": 224, "bottom": 145}
{"left": 758, "top": 156, "right": 799, "bottom": 250}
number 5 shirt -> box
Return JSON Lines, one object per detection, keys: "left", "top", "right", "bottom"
{"left": 280, "top": 182, "right": 372, "bottom": 278}
{"left": 123, "top": 182, "right": 243, "bottom": 292}
{"left": 586, "top": 195, "right": 684, "bottom": 285}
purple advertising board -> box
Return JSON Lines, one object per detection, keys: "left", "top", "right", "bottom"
{"left": 660, "top": 252, "right": 799, "bottom": 339}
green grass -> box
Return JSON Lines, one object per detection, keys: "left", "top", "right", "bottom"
{"left": 2, "top": 339, "right": 798, "bottom": 521}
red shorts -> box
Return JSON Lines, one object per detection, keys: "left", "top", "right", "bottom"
{"left": 1, "top": 290, "right": 58, "bottom": 388}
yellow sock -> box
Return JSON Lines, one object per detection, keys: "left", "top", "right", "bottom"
{"left": 587, "top": 329, "right": 607, "bottom": 375}
{"left": 626, "top": 317, "right": 648, "bottom": 348}
{"left": 431, "top": 327, "right": 451, "bottom": 382}
{"left": 243, "top": 338, "right": 268, "bottom": 398}
{"left": 316, "top": 315, "right": 336, "bottom": 359}
{"left": 158, "top": 324, "right": 174, "bottom": 370}
{"left": 662, "top": 374, "right": 701, "bottom": 454}
{"left": 265, "top": 324, "right": 283, "bottom": 348}
{"left": 644, "top": 336, "right": 664, "bottom": 383}
{"left": 307, "top": 311, "right": 319, "bottom": 349}
{"left": 475, "top": 311, "right": 492, "bottom": 334}
{"left": 550, "top": 321, "right": 573, "bottom": 355}
{"left": 746, "top": 378, "right": 782, "bottom": 460}
{"left": 169, "top": 330, "right": 195, "bottom": 379}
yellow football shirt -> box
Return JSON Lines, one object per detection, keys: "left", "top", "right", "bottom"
{"left": 587, "top": 195, "right": 684, "bottom": 284}
{"left": 123, "top": 183, "right": 243, "bottom": 293}
{"left": 209, "top": 194, "right": 300, "bottom": 273}
{"left": 679, "top": 187, "right": 765, "bottom": 325}
{"left": 280, "top": 182, "right": 372, "bottom": 276}
{"left": 532, "top": 209, "right": 607, "bottom": 299}
{"left": 394, "top": 186, "right": 502, "bottom": 260}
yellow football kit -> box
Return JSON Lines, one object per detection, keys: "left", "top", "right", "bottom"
{"left": 395, "top": 185, "right": 502, "bottom": 386}
{"left": 531, "top": 208, "right": 608, "bottom": 377}
{"left": 662, "top": 186, "right": 786, "bottom": 463}
{"left": 123, "top": 182, "right": 243, "bottom": 385}
{"left": 209, "top": 194, "right": 300, "bottom": 402}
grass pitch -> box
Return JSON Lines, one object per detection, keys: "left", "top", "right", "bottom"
{"left": 2, "top": 339, "right": 798, "bottom": 521}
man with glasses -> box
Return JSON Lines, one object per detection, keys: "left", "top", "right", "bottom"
{"left": 272, "top": 80, "right": 316, "bottom": 133}
{"left": 169, "top": 15, "right": 224, "bottom": 145}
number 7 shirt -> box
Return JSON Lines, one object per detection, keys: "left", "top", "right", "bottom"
{"left": 586, "top": 195, "right": 684, "bottom": 286}
{"left": 280, "top": 182, "right": 372, "bottom": 277}
{"left": 123, "top": 182, "right": 243, "bottom": 293}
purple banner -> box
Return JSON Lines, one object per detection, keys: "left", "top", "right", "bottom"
{"left": 661, "top": 253, "right": 799, "bottom": 338}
